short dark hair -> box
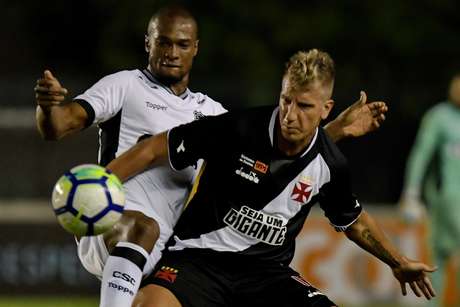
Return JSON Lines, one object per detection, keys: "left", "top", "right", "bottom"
{"left": 147, "top": 5, "right": 198, "bottom": 39}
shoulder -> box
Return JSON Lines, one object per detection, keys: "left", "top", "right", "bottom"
{"left": 195, "top": 105, "right": 275, "bottom": 136}
{"left": 426, "top": 101, "right": 451, "bottom": 116}
{"left": 188, "top": 91, "right": 227, "bottom": 115}
{"left": 92, "top": 70, "right": 137, "bottom": 89}
{"left": 421, "top": 102, "right": 450, "bottom": 124}
{"left": 102, "top": 69, "right": 136, "bottom": 80}
{"left": 225, "top": 105, "right": 274, "bottom": 125}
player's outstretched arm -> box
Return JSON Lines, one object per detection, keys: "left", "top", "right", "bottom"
{"left": 35, "top": 70, "right": 88, "bottom": 140}
{"left": 106, "top": 132, "right": 169, "bottom": 182}
{"left": 344, "top": 210, "right": 436, "bottom": 300}
{"left": 324, "top": 91, "right": 388, "bottom": 142}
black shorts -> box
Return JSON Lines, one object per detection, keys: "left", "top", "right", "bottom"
{"left": 141, "top": 249, "right": 337, "bottom": 307}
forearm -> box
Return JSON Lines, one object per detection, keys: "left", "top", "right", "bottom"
{"left": 106, "top": 132, "right": 168, "bottom": 182}
{"left": 324, "top": 119, "right": 346, "bottom": 142}
{"left": 35, "top": 102, "right": 87, "bottom": 140}
{"left": 345, "top": 210, "right": 406, "bottom": 268}
{"left": 36, "top": 105, "right": 64, "bottom": 140}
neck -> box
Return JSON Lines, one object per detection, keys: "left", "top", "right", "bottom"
{"left": 276, "top": 126, "right": 316, "bottom": 157}
{"left": 169, "top": 75, "right": 189, "bottom": 96}
{"left": 147, "top": 66, "right": 189, "bottom": 96}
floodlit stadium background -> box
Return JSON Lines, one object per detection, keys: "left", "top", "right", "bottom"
{"left": 1, "top": 1, "right": 459, "bottom": 306}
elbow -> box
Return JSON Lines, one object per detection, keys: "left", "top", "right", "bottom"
{"left": 37, "top": 128, "right": 63, "bottom": 141}
{"left": 344, "top": 213, "right": 366, "bottom": 240}
{"left": 36, "top": 119, "right": 65, "bottom": 141}
{"left": 42, "top": 132, "right": 60, "bottom": 141}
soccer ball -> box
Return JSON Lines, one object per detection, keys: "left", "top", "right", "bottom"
{"left": 51, "top": 164, "right": 125, "bottom": 236}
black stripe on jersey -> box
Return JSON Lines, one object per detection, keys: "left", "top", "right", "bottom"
{"left": 74, "top": 99, "right": 95, "bottom": 128}
{"left": 98, "top": 110, "right": 122, "bottom": 166}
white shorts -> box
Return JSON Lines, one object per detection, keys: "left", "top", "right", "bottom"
{"left": 77, "top": 169, "right": 190, "bottom": 278}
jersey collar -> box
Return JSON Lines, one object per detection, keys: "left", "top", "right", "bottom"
{"left": 141, "top": 69, "right": 190, "bottom": 99}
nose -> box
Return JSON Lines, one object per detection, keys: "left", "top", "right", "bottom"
{"left": 283, "top": 102, "right": 297, "bottom": 123}
{"left": 165, "top": 44, "right": 179, "bottom": 59}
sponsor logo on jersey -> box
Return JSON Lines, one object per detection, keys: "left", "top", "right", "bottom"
{"left": 108, "top": 281, "right": 135, "bottom": 296}
{"left": 254, "top": 160, "right": 268, "bottom": 174}
{"left": 113, "top": 271, "right": 136, "bottom": 285}
{"left": 193, "top": 110, "right": 205, "bottom": 120}
{"left": 236, "top": 154, "right": 269, "bottom": 183}
{"left": 177, "top": 140, "right": 185, "bottom": 153}
{"left": 291, "top": 176, "right": 314, "bottom": 204}
{"left": 145, "top": 101, "right": 167, "bottom": 110}
{"left": 154, "top": 266, "right": 178, "bottom": 283}
{"left": 235, "top": 168, "right": 259, "bottom": 183}
{"left": 291, "top": 276, "right": 323, "bottom": 297}
{"left": 223, "top": 205, "right": 287, "bottom": 245}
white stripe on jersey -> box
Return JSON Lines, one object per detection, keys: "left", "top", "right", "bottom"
{"left": 169, "top": 154, "right": 331, "bottom": 252}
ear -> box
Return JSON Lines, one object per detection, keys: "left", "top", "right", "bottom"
{"left": 193, "top": 39, "right": 199, "bottom": 57}
{"left": 321, "top": 99, "right": 334, "bottom": 120}
{"left": 144, "top": 35, "right": 150, "bottom": 53}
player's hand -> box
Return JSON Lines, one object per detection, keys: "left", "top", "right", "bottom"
{"left": 35, "top": 70, "right": 68, "bottom": 107}
{"left": 392, "top": 258, "right": 436, "bottom": 300}
{"left": 398, "top": 195, "right": 427, "bottom": 224}
{"left": 337, "top": 91, "right": 388, "bottom": 138}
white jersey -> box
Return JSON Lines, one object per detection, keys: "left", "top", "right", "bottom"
{"left": 75, "top": 69, "right": 226, "bottom": 277}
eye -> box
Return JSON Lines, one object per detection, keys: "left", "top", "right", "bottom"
{"left": 155, "top": 39, "right": 171, "bottom": 47}
{"left": 299, "top": 104, "right": 310, "bottom": 109}
{"left": 298, "top": 101, "right": 313, "bottom": 109}
{"left": 178, "top": 42, "right": 191, "bottom": 49}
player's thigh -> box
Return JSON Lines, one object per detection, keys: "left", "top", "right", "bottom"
{"left": 133, "top": 284, "right": 181, "bottom": 307}
{"left": 142, "top": 251, "right": 231, "bottom": 307}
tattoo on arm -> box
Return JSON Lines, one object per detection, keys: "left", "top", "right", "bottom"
{"left": 362, "top": 228, "right": 399, "bottom": 268}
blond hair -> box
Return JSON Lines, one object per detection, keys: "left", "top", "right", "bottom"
{"left": 284, "top": 49, "right": 335, "bottom": 91}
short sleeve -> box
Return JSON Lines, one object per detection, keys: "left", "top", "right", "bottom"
{"left": 319, "top": 160, "right": 362, "bottom": 232}
{"left": 73, "top": 71, "right": 131, "bottom": 125}
{"left": 167, "top": 113, "right": 229, "bottom": 171}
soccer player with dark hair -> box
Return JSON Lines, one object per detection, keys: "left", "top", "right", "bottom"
{"left": 35, "top": 6, "right": 387, "bottom": 307}
{"left": 108, "top": 49, "right": 435, "bottom": 307}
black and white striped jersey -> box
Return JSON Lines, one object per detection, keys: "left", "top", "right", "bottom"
{"left": 167, "top": 105, "right": 362, "bottom": 265}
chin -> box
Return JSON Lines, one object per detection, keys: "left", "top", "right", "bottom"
{"left": 281, "top": 131, "right": 301, "bottom": 143}
{"left": 157, "top": 73, "right": 183, "bottom": 85}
